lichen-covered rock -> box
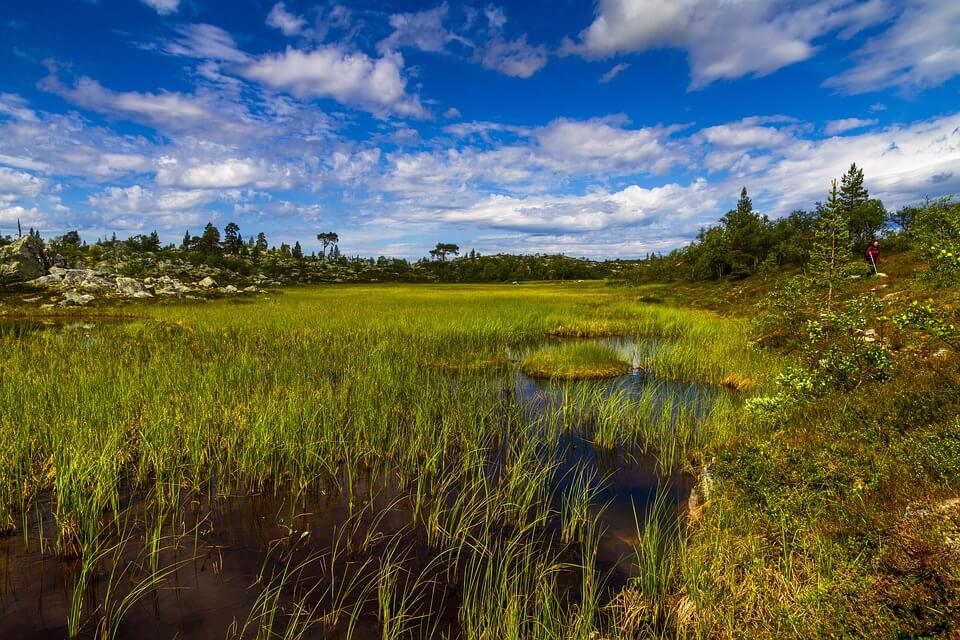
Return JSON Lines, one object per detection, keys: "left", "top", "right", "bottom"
{"left": 116, "top": 277, "right": 145, "bottom": 296}
{"left": 0, "top": 235, "right": 48, "bottom": 284}
{"left": 197, "top": 276, "right": 217, "bottom": 288}
{"left": 62, "top": 291, "right": 94, "bottom": 306}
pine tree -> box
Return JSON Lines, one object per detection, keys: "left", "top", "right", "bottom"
{"left": 199, "top": 223, "right": 221, "bottom": 254}
{"left": 181, "top": 230, "right": 191, "bottom": 251}
{"left": 223, "top": 222, "right": 242, "bottom": 254}
{"left": 719, "top": 187, "right": 770, "bottom": 277}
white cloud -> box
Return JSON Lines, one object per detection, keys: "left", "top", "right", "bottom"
{"left": 140, "top": 0, "right": 179, "bottom": 16}
{"left": 443, "top": 107, "right": 462, "bottom": 119}
{"left": 485, "top": 6, "right": 507, "bottom": 31}
{"left": 165, "top": 24, "right": 251, "bottom": 63}
{"left": 696, "top": 116, "right": 796, "bottom": 148}
{"left": 88, "top": 185, "right": 216, "bottom": 229}
{"left": 825, "top": 0, "right": 960, "bottom": 94}
{"left": 378, "top": 4, "right": 470, "bottom": 55}
{"left": 824, "top": 117, "right": 878, "bottom": 135}
{"left": 267, "top": 3, "right": 307, "bottom": 37}
{"left": 535, "top": 117, "right": 681, "bottom": 174}
{"left": 400, "top": 178, "right": 715, "bottom": 237}
{"left": 0, "top": 93, "right": 39, "bottom": 122}
{"left": 0, "top": 205, "right": 51, "bottom": 229}
{"left": 0, "top": 167, "right": 43, "bottom": 204}
{"left": 480, "top": 36, "right": 548, "bottom": 78}
{"left": 570, "top": 0, "right": 892, "bottom": 89}
{"left": 155, "top": 157, "right": 293, "bottom": 189}
{"left": 0, "top": 109, "right": 155, "bottom": 179}
{"left": 241, "top": 47, "right": 429, "bottom": 118}
{"left": 600, "top": 63, "right": 630, "bottom": 83}
{"left": 748, "top": 112, "right": 960, "bottom": 213}
{"left": 43, "top": 75, "right": 204, "bottom": 124}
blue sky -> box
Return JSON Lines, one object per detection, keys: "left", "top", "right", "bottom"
{"left": 0, "top": 0, "right": 958, "bottom": 259}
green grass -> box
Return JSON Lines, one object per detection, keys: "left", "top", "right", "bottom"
{"left": 520, "top": 342, "right": 631, "bottom": 379}
{"left": 0, "top": 282, "right": 781, "bottom": 638}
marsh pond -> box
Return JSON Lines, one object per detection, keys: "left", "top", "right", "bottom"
{"left": 0, "top": 284, "right": 766, "bottom": 638}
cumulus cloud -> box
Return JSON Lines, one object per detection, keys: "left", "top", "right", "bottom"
{"left": 140, "top": 0, "right": 179, "bottom": 16}
{"left": 422, "top": 179, "right": 714, "bottom": 234}
{"left": 155, "top": 157, "right": 294, "bottom": 189}
{"left": 825, "top": 117, "right": 878, "bottom": 135}
{"left": 696, "top": 116, "right": 797, "bottom": 148}
{"left": 267, "top": 3, "right": 307, "bottom": 37}
{"left": 0, "top": 205, "right": 51, "bottom": 229}
{"left": 750, "top": 112, "right": 960, "bottom": 213}
{"left": 825, "top": 0, "right": 960, "bottom": 94}
{"left": 0, "top": 107, "right": 154, "bottom": 179}
{"left": 569, "top": 0, "right": 892, "bottom": 88}
{"left": 535, "top": 117, "right": 682, "bottom": 174}
{"left": 479, "top": 36, "right": 548, "bottom": 78}
{"left": 378, "top": 4, "right": 470, "bottom": 55}
{"left": 88, "top": 184, "right": 216, "bottom": 229}
{"left": 241, "top": 47, "right": 429, "bottom": 118}
{"left": 0, "top": 167, "right": 44, "bottom": 204}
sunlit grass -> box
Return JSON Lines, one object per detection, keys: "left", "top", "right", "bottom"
{"left": 521, "top": 342, "right": 631, "bottom": 379}
{"left": 0, "top": 282, "right": 779, "bottom": 637}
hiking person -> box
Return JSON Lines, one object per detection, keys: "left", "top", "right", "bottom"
{"left": 864, "top": 240, "right": 880, "bottom": 272}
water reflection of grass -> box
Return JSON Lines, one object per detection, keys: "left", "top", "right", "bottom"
{"left": 521, "top": 342, "right": 631, "bottom": 379}
{"left": 0, "top": 283, "right": 778, "bottom": 638}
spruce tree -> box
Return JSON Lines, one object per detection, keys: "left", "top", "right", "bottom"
{"left": 839, "top": 163, "right": 868, "bottom": 214}
{"left": 810, "top": 180, "right": 851, "bottom": 313}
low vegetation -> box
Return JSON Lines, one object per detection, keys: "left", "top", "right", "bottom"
{"left": 521, "top": 342, "right": 631, "bottom": 379}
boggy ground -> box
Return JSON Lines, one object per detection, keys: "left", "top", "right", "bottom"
{"left": 0, "top": 282, "right": 773, "bottom": 639}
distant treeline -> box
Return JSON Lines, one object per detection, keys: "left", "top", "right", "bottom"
{"left": 0, "top": 224, "right": 612, "bottom": 283}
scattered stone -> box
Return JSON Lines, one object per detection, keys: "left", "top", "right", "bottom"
{"left": 62, "top": 291, "right": 95, "bottom": 306}
{"left": 197, "top": 276, "right": 217, "bottom": 288}
{"left": 223, "top": 285, "right": 238, "bottom": 294}
{"left": 131, "top": 291, "right": 154, "bottom": 299}
{"left": 243, "top": 285, "right": 258, "bottom": 293}
{"left": 29, "top": 273, "right": 63, "bottom": 286}
{"left": 115, "top": 276, "right": 146, "bottom": 296}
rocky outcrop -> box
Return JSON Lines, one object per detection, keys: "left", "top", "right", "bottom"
{"left": 0, "top": 236, "right": 49, "bottom": 284}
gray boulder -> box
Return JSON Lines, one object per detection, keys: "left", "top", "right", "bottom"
{"left": 116, "top": 277, "right": 145, "bottom": 296}
{"left": 28, "top": 273, "right": 63, "bottom": 287}
{"left": 62, "top": 291, "right": 95, "bottom": 306}
{"left": 0, "top": 235, "right": 49, "bottom": 284}
{"left": 223, "top": 285, "right": 238, "bottom": 294}
{"left": 197, "top": 276, "right": 217, "bottom": 288}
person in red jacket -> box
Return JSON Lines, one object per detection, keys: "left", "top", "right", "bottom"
{"left": 864, "top": 240, "right": 880, "bottom": 271}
